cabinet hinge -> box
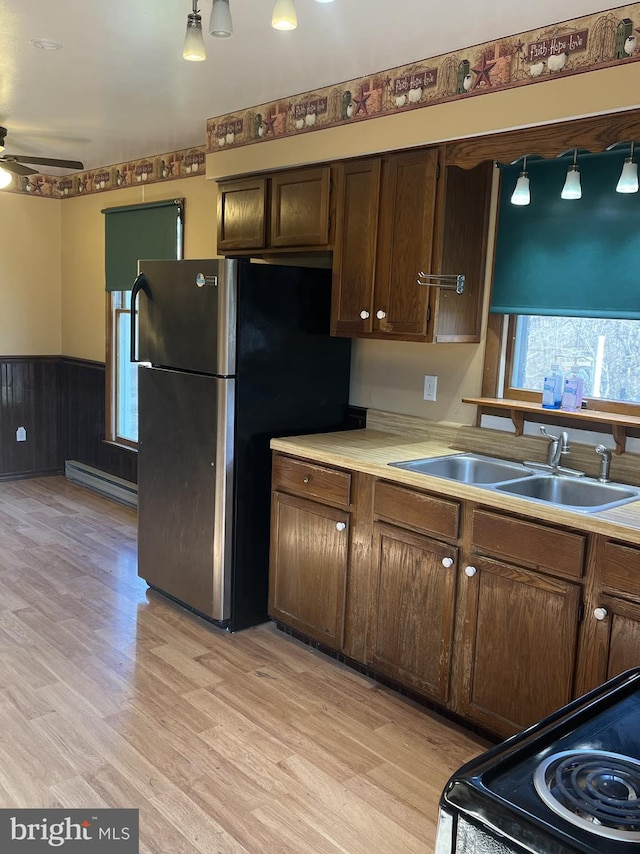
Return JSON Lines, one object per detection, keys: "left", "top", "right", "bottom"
{"left": 426, "top": 304, "right": 432, "bottom": 324}
{"left": 578, "top": 601, "right": 586, "bottom": 623}
{"left": 436, "top": 161, "right": 441, "bottom": 181}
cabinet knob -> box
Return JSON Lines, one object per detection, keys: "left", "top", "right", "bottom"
{"left": 594, "top": 607, "right": 608, "bottom": 621}
{"left": 303, "top": 476, "right": 310, "bottom": 484}
{"left": 376, "top": 310, "right": 386, "bottom": 320}
{"left": 336, "top": 522, "right": 346, "bottom": 532}
{"left": 464, "top": 565, "right": 477, "bottom": 577}
{"left": 441, "top": 557, "right": 454, "bottom": 568}
{"left": 360, "top": 310, "right": 370, "bottom": 319}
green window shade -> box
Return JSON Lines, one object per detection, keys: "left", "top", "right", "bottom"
{"left": 491, "top": 151, "right": 640, "bottom": 319}
{"left": 103, "top": 199, "right": 183, "bottom": 292}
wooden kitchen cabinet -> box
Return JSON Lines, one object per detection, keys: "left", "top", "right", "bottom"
{"left": 331, "top": 147, "right": 491, "bottom": 342}
{"left": 454, "top": 508, "right": 585, "bottom": 738}
{"left": 217, "top": 166, "right": 333, "bottom": 253}
{"left": 217, "top": 176, "right": 267, "bottom": 251}
{"left": 368, "top": 522, "right": 458, "bottom": 703}
{"left": 269, "top": 168, "right": 331, "bottom": 247}
{"left": 268, "top": 454, "right": 351, "bottom": 649}
{"left": 367, "top": 481, "right": 460, "bottom": 702}
{"left": 584, "top": 538, "right": 640, "bottom": 687}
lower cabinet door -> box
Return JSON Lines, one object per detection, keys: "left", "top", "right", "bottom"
{"left": 456, "top": 555, "right": 581, "bottom": 738}
{"left": 596, "top": 594, "right": 640, "bottom": 681}
{"left": 367, "top": 522, "right": 458, "bottom": 703}
{"left": 269, "top": 492, "right": 349, "bottom": 649}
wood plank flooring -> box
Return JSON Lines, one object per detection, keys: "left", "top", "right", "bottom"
{"left": 0, "top": 476, "right": 488, "bottom": 853}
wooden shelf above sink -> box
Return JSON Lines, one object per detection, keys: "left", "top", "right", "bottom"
{"left": 461, "top": 397, "right": 640, "bottom": 455}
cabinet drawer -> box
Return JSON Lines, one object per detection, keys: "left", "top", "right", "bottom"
{"left": 374, "top": 481, "right": 459, "bottom": 540}
{"left": 601, "top": 540, "right": 640, "bottom": 596}
{"left": 272, "top": 455, "right": 351, "bottom": 507}
{"left": 472, "top": 509, "right": 585, "bottom": 579}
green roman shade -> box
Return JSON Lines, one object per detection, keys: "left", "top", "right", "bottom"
{"left": 102, "top": 199, "right": 183, "bottom": 292}
{"left": 491, "top": 150, "right": 640, "bottom": 319}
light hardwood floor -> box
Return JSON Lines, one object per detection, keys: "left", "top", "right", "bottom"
{"left": 0, "top": 476, "right": 488, "bottom": 853}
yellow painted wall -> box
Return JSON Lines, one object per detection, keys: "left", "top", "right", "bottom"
{"left": 206, "top": 64, "right": 639, "bottom": 424}
{"left": 3, "top": 62, "right": 638, "bottom": 424}
{"left": 60, "top": 176, "right": 217, "bottom": 361}
{"left": 0, "top": 193, "right": 61, "bottom": 355}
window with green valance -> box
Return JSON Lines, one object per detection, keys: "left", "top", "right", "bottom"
{"left": 102, "top": 199, "right": 183, "bottom": 292}
{"left": 490, "top": 149, "right": 640, "bottom": 319}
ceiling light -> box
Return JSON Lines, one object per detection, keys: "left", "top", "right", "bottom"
{"left": 314, "top": 0, "right": 335, "bottom": 3}
{"left": 29, "top": 39, "right": 63, "bottom": 50}
{"left": 183, "top": 1, "right": 206, "bottom": 61}
{"left": 561, "top": 149, "right": 582, "bottom": 200}
{"left": 272, "top": 0, "right": 298, "bottom": 30}
{"left": 616, "top": 141, "right": 639, "bottom": 194}
{"left": 511, "top": 157, "right": 530, "bottom": 206}
{"left": 0, "top": 167, "right": 13, "bottom": 189}
{"left": 210, "top": 0, "right": 233, "bottom": 37}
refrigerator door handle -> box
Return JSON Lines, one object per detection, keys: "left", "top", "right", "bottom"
{"left": 130, "top": 272, "right": 149, "bottom": 363}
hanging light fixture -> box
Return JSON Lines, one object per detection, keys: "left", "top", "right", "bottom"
{"left": 183, "top": 0, "right": 206, "bottom": 61}
{"left": 209, "top": 0, "right": 233, "bottom": 37}
{"left": 561, "top": 149, "right": 582, "bottom": 200}
{"left": 511, "top": 156, "right": 531, "bottom": 206}
{"left": 616, "top": 141, "right": 639, "bottom": 194}
{"left": 0, "top": 166, "right": 13, "bottom": 189}
{"left": 272, "top": 0, "right": 298, "bottom": 30}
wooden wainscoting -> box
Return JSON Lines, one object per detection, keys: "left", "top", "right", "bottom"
{"left": 0, "top": 356, "right": 137, "bottom": 483}
{"left": 0, "top": 356, "right": 61, "bottom": 479}
{"left": 60, "top": 357, "right": 137, "bottom": 483}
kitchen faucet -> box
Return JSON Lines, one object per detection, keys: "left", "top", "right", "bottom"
{"left": 524, "top": 427, "right": 585, "bottom": 476}
{"left": 595, "top": 444, "right": 612, "bottom": 483}
{"left": 540, "top": 426, "right": 570, "bottom": 470}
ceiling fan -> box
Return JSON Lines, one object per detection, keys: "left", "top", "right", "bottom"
{"left": 0, "top": 126, "right": 84, "bottom": 178}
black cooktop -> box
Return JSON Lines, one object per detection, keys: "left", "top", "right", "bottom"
{"left": 442, "top": 668, "right": 640, "bottom": 854}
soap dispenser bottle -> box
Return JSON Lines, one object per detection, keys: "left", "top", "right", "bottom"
{"left": 542, "top": 363, "right": 563, "bottom": 409}
{"left": 561, "top": 366, "right": 584, "bottom": 411}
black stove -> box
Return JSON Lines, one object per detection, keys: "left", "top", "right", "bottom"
{"left": 437, "top": 668, "right": 640, "bottom": 854}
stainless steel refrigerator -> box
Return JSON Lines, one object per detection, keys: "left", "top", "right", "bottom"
{"left": 131, "top": 258, "right": 351, "bottom": 631}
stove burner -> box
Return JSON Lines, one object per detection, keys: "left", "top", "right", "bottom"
{"left": 534, "top": 750, "right": 640, "bottom": 842}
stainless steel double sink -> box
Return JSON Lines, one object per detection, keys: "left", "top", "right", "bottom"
{"left": 388, "top": 452, "right": 640, "bottom": 514}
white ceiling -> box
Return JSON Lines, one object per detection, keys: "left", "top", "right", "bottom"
{"left": 0, "top": 0, "right": 620, "bottom": 173}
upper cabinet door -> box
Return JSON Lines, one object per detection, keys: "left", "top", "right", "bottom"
{"left": 331, "top": 158, "right": 381, "bottom": 336}
{"left": 373, "top": 148, "right": 440, "bottom": 339}
{"left": 217, "top": 177, "right": 267, "bottom": 251}
{"left": 269, "top": 167, "right": 331, "bottom": 248}
{"left": 431, "top": 160, "right": 492, "bottom": 343}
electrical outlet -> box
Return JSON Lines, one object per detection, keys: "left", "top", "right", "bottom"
{"left": 423, "top": 375, "right": 437, "bottom": 401}
{"left": 16, "top": 426, "right": 27, "bottom": 442}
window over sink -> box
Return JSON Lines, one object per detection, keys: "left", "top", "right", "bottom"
{"left": 508, "top": 315, "right": 640, "bottom": 409}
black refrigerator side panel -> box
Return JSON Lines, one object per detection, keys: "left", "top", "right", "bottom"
{"left": 137, "top": 366, "right": 219, "bottom": 619}
{"left": 231, "top": 263, "right": 351, "bottom": 630}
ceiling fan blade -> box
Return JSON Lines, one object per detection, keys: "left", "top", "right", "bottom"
{"left": 0, "top": 159, "right": 37, "bottom": 177}
{"left": 11, "top": 155, "right": 84, "bottom": 170}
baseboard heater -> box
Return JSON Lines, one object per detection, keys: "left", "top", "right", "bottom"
{"left": 64, "top": 460, "right": 138, "bottom": 509}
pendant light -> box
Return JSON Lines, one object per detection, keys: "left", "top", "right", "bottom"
{"left": 511, "top": 156, "right": 531, "bottom": 206}
{"left": 0, "top": 166, "right": 13, "bottom": 189}
{"left": 209, "top": 0, "right": 233, "bottom": 37}
{"left": 561, "top": 149, "right": 582, "bottom": 200}
{"left": 616, "top": 141, "right": 639, "bottom": 194}
{"left": 272, "top": 0, "right": 298, "bottom": 30}
{"left": 183, "top": 1, "right": 206, "bottom": 61}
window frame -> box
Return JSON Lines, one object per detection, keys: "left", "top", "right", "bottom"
{"left": 104, "top": 200, "right": 184, "bottom": 450}
{"left": 105, "top": 291, "right": 138, "bottom": 449}
{"left": 495, "top": 314, "right": 640, "bottom": 418}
